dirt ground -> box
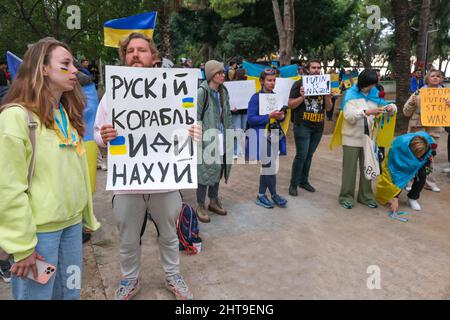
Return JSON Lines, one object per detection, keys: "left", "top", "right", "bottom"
{"left": 1, "top": 125, "right": 450, "bottom": 300}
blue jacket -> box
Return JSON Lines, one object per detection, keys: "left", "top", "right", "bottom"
{"left": 410, "top": 77, "right": 423, "bottom": 94}
{"left": 245, "top": 90, "right": 287, "bottom": 161}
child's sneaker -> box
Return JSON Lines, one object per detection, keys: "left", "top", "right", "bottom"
{"left": 271, "top": 194, "right": 287, "bottom": 208}
{"left": 255, "top": 194, "right": 274, "bottom": 209}
{"left": 165, "top": 274, "right": 193, "bottom": 300}
{"left": 0, "top": 260, "right": 11, "bottom": 283}
{"left": 114, "top": 279, "right": 140, "bottom": 300}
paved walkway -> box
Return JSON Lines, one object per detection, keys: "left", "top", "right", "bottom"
{"left": 2, "top": 131, "right": 450, "bottom": 300}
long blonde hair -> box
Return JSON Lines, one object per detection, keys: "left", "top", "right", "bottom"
{"left": 2, "top": 37, "right": 85, "bottom": 137}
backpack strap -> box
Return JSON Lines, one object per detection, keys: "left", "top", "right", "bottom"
{"left": 199, "top": 86, "right": 209, "bottom": 122}
{"left": 0, "top": 103, "right": 37, "bottom": 192}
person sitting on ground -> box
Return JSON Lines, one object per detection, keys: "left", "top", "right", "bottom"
{"left": 403, "top": 69, "right": 444, "bottom": 192}
{"left": 246, "top": 68, "right": 288, "bottom": 209}
{"left": 376, "top": 132, "right": 436, "bottom": 212}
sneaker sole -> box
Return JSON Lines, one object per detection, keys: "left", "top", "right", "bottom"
{"left": 165, "top": 283, "right": 194, "bottom": 300}
{"left": 255, "top": 200, "right": 274, "bottom": 209}
{"left": 1, "top": 277, "right": 11, "bottom": 283}
{"left": 115, "top": 284, "right": 140, "bottom": 300}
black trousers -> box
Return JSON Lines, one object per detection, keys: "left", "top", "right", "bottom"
{"left": 407, "top": 165, "right": 426, "bottom": 200}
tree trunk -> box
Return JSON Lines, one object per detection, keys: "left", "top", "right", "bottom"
{"left": 392, "top": 0, "right": 412, "bottom": 132}
{"left": 158, "top": 3, "right": 172, "bottom": 60}
{"left": 416, "top": 0, "right": 431, "bottom": 68}
{"left": 272, "top": 0, "right": 294, "bottom": 66}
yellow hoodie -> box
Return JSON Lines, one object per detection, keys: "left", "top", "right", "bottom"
{"left": 0, "top": 106, "right": 100, "bottom": 262}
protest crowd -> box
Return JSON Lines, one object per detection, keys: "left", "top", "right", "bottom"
{"left": 0, "top": 12, "right": 449, "bottom": 301}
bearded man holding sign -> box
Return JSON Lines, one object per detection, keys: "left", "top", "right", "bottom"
{"left": 94, "top": 33, "right": 201, "bottom": 300}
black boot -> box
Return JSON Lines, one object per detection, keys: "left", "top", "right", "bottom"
{"left": 289, "top": 184, "right": 298, "bottom": 196}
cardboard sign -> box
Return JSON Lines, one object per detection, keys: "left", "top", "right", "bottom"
{"left": 274, "top": 77, "right": 295, "bottom": 106}
{"left": 303, "top": 74, "right": 331, "bottom": 96}
{"left": 105, "top": 66, "right": 198, "bottom": 191}
{"left": 420, "top": 88, "right": 450, "bottom": 127}
{"left": 259, "top": 93, "right": 284, "bottom": 115}
{"left": 224, "top": 80, "right": 256, "bottom": 110}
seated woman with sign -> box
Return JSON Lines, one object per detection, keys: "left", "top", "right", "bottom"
{"left": 246, "top": 68, "right": 289, "bottom": 209}
{"left": 376, "top": 132, "right": 436, "bottom": 215}
{"left": 338, "top": 69, "right": 396, "bottom": 210}
{"left": 403, "top": 69, "right": 444, "bottom": 193}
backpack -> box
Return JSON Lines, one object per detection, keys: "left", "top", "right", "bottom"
{"left": 177, "top": 202, "right": 201, "bottom": 255}
{"left": 0, "top": 103, "right": 37, "bottom": 260}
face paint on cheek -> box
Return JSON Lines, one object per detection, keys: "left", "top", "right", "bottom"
{"left": 59, "top": 67, "right": 70, "bottom": 75}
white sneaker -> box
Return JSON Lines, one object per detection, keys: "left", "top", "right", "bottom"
{"left": 408, "top": 198, "right": 422, "bottom": 211}
{"left": 443, "top": 167, "right": 450, "bottom": 173}
{"left": 424, "top": 181, "right": 440, "bottom": 192}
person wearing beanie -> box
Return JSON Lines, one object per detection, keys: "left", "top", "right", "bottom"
{"left": 196, "top": 60, "right": 233, "bottom": 223}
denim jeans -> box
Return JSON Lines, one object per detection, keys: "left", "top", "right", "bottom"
{"left": 290, "top": 123, "right": 323, "bottom": 187}
{"left": 11, "top": 223, "right": 82, "bottom": 300}
{"left": 231, "top": 113, "right": 247, "bottom": 156}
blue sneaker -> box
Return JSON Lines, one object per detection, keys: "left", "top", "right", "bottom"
{"left": 256, "top": 194, "right": 274, "bottom": 209}
{"left": 271, "top": 194, "right": 287, "bottom": 208}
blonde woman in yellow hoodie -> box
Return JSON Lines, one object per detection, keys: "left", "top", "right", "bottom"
{"left": 0, "top": 38, "right": 100, "bottom": 300}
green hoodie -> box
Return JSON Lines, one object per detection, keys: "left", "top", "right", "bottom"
{"left": 0, "top": 106, "right": 100, "bottom": 262}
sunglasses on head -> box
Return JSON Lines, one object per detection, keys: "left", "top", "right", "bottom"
{"left": 263, "top": 68, "right": 277, "bottom": 75}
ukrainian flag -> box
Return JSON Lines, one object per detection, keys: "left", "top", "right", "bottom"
{"left": 110, "top": 136, "right": 127, "bottom": 155}
{"left": 104, "top": 11, "right": 157, "bottom": 48}
{"left": 82, "top": 83, "right": 100, "bottom": 192}
{"left": 182, "top": 97, "right": 194, "bottom": 109}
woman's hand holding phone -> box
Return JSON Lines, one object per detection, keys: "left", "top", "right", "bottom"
{"left": 11, "top": 250, "right": 45, "bottom": 279}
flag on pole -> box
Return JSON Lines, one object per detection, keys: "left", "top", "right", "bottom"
{"left": 104, "top": 11, "right": 157, "bottom": 48}
{"left": 6, "top": 51, "right": 22, "bottom": 80}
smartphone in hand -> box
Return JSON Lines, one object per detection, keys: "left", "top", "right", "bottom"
{"left": 26, "top": 260, "right": 57, "bottom": 284}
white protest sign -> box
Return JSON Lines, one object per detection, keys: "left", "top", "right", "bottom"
{"left": 303, "top": 74, "right": 331, "bottom": 96}
{"left": 274, "top": 77, "right": 295, "bottom": 106}
{"left": 224, "top": 80, "right": 256, "bottom": 110}
{"left": 105, "top": 66, "right": 198, "bottom": 191}
{"left": 259, "top": 93, "right": 284, "bottom": 115}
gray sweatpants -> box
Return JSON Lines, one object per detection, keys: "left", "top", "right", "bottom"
{"left": 112, "top": 191, "right": 182, "bottom": 280}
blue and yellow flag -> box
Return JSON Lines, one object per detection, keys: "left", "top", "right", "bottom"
{"left": 82, "top": 83, "right": 100, "bottom": 192}
{"left": 376, "top": 132, "right": 434, "bottom": 204}
{"left": 104, "top": 11, "right": 157, "bottom": 48}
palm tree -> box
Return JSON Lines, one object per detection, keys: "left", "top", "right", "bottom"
{"left": 391, "top": 0, "right": 412, "bottom": 128}
{"left": 416, "top": 0, "right": 432, "bottom": 68}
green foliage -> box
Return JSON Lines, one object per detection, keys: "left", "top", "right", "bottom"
{"left": 218, "top": 22, "right": 269, "bottom": 61}
{"left": 209, "top": 0, "right": 255, "bottom": 19}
